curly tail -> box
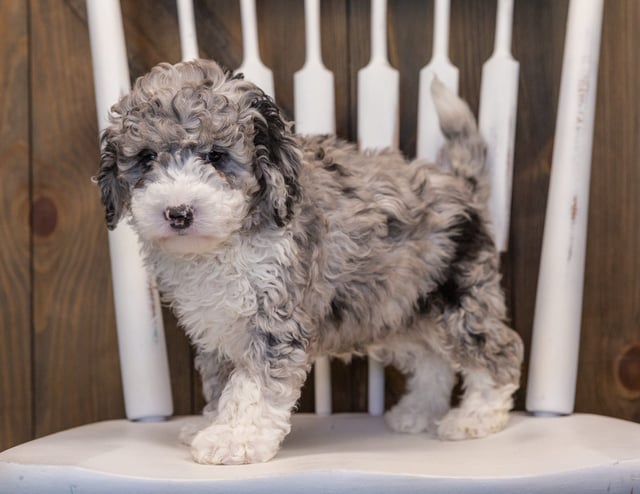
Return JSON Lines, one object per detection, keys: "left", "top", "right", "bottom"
{"left": 431, "top": 77, "right": 488, "bottom": 203}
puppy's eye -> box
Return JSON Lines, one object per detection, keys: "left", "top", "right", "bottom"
{"left": 137, "top": 149, "right": 157, "bottom": 168}
{"left": 205, "top": 150, "right": 226, "bottom": 168}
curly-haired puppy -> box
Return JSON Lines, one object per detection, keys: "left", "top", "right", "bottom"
{"left": 96, "top": 59, "right": 523, "bottom": 465}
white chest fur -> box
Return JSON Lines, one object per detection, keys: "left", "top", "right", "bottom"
{"left": 145, "top": 231, "right": 296, "bottom": 360}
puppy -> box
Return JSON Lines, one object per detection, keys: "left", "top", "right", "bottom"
{"left": 96, "top": 59, "right": 523, "bottom": 465}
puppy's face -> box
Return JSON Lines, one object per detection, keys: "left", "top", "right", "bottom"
{"left": 129, "top": 148, "right": 253, "bottom": 254}
{"left": 96, "top": 60, "right": 301, "bottom": 255}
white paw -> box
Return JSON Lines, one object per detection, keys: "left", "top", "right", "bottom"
{"left": 385, "top": 405, "right": 430, "bottom": 434}
{"left": 437, "top": 407, "right": 510, "bottom": 440}
{"left": 190, "top": 422, "right": 282, "bottom": 465}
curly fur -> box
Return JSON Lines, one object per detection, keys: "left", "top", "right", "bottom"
{"left": 96, "top": 59, "right": 523, "bottom": 465}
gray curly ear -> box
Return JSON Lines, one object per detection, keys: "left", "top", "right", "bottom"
{"left": 251, "top": 94, "right": 301, "bottom": 227}
{"left": 94, "top": 130, "right": 129, "bottom": 230}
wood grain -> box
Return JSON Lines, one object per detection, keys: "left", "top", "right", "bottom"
{"left": 30, "top": 0, "right": 123, "bottom": 436}
{"left": 579, "top": 0, "right": 640, "bottom": 421}
{"left": 0, "top": 0, "right": 32, "bottom": 451}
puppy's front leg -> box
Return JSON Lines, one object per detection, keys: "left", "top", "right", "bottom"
{"left": 190, "top": 331, "right": 308, "bottom": 465}
{"left": 178, "top": 350, "right": 233, "bottom": 446}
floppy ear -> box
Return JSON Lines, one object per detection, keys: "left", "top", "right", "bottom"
{"left": 94, "top": 130, "right": 130, "bottom": 230}
{"left": 251, "top": 94, "right": 301, "bottom": 227}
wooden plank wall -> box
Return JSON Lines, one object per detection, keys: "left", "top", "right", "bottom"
{"left": 0, "top": 0, "right": 32, "bottom": 450}
{"left": 1, "top": 0, "right": 639, "bottom": 450}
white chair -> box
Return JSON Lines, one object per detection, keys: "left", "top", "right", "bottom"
{"left": 1, "top": 1, "right": 639, "bottom": 492}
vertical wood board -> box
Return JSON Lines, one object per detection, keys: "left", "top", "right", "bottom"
{"left": 0, "top": 0, "right": 32, "bottom": 451}
{"left": 579, "top": 0, "right": 640, "bottom": 420}
{"left": 30, "top": 0, "right": 122, "bottom": 436}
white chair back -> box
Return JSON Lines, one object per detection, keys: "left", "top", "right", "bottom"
{"left": 88, "top": 0, "right": 603, "bottom": 421}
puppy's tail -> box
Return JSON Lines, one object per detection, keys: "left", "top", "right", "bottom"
{"left": 431, "top": 77, "right": 488, "bottom": 203}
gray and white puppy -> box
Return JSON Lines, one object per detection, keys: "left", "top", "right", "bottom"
{"left": 96, "top": 59, "right": 523, "bottom": 465}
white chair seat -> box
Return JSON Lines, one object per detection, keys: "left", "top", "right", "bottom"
{"left": 1, "top": 412, "right": 639, "bottom": 493}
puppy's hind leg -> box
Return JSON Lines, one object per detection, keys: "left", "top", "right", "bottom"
{"left": 383, "top": 343, "right": 456, "bottom": 435}
{"left": 423, "top": 214, "right": 523, "bottom": 440}
{"left": 431, "top": 268, "right": 524, "bottom": 440}
{"left": 438, "top": 364, "right": 519, "bottom": 440}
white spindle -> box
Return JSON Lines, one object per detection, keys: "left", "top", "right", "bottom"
{"left": 313, "top": 356, "right": 332, "bottom": 416}
{"left": 417, "top": 0, "right": 459, "bottom": 161}
{"left": 177, "top": 0, "right": 199, "bottom": 61}
{"left": 294, "top": 0, "right": 336, "bottom": 136}
{"left": 479, "top": 0, "right": 519, "bottom": 252}
{"left": 86, "top": 0, "right": 173, "bottom": 422}
{"left": 357, "top": 0, "right": 399, "bottom": 416}
{"left": 526, "top": 0, "right": 604, "bottom": 416}
{"left": 294, "top": 0, "right": 335, "bottom": 416}
{"left": 236, "top": 0, "right": 275, "bottom": 99}
{"left": 357, "top": 0, "right": 399, "bottom": 152}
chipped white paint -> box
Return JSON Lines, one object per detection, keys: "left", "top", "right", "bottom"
{"left": 86, "top": 0, "right": 173, "bottom": 422}
{"left": 479, "top": 0, "right": 519, "bottom": 252}
{"left": 177, "top": 0, "right": 199, "bottom": 61}
{"left": 357, "top": 0, "right": 399, "bottom": 416}
{"left": 527, "top": 0, "right": 604, "bottom": 416}
{"left": 293, "top": 1, "right": 335, "bottom": 415}
{"left": 236, "top": 0, "right": 275, "bottom": 99}
{"left": 416, "top": 0, "right": 459, "bottom": 161}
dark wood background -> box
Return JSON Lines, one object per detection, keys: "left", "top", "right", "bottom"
{"left": 2, "top": 0, "right": 639, "bottom": 451}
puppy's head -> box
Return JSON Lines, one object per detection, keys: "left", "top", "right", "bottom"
{"left": 96, "top": 59, "right": 300, "bottom": 255}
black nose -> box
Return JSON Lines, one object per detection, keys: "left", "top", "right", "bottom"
{"left": 164, "top": 205, "right": 194, "bottom": 230}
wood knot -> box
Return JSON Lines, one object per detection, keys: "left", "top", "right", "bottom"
{"left": 616, "top": 344, "right": 640, "bottom": 399}
{"left": 32, "top": 196, "right": 58, "bottom": 237}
